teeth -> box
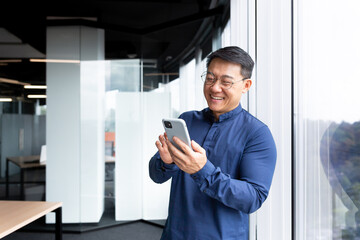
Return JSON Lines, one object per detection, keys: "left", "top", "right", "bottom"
{"left": 211, "top": 95, "right": 223, "bottom": 100}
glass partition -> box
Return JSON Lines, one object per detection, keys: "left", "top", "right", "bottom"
{"left": 295, "top": 0, "right": 360, "bottom": 238}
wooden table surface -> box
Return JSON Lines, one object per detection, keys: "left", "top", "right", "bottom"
{"left": 0, "top": 201, "right": 62, "bottom": 238}
{"left": 7, "top": 155, "right": 45, "bottom": 169}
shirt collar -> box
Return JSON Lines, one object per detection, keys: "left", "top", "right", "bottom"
{"left": 204, "top": 104, "right": 243, "bottom": 123}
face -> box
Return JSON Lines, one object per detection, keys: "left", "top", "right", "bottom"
{"left": 203, "top": 58, "right": 252, "bottom": 120}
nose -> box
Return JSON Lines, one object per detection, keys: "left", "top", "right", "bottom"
{"left": 210, "top": 79, "right": 223, "bottom": 91}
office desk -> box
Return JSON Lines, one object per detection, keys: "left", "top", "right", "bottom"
{"left": 6, "top": 155, "right": 45, "bottom": 200}
{"left": 0, "top": 201, "right": 62, "bottom": 240}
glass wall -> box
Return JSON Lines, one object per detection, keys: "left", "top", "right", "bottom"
{"left": 295, "top": 0, "right": 360, "bottom": 239}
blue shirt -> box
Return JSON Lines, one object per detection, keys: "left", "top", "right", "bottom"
{"left": 149, "top": 104, "right": 277, "bottom": 240}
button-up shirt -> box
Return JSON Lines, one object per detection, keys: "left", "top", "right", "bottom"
{"left": 149, "top": 104, "right": 277, "bottom": 240}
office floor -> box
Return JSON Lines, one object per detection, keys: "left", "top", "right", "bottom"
{"left": 0, "top": 168, "right": 164, "bottom": 240}
{"left": 2, "top": 221, "right": 163, "bottom": 240}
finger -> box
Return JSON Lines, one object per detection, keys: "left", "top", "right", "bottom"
{"left": 158, "top": 134, "right": 167, "bottom": 147}
{"left": 156, "top": 140, "right": 166, "bottom": 150}
{"left": 172, "top": 136, "right": 193, "bottom": 155}
{"left": 191, "top": 140, "right": 206, "bottom": 154}
{"left": 166, "top": 137, "right": 185, "bottom": 159}
{"left": 170, "top": 152, "right": 185, "bottom": 168}
{"left": 155, "top": 140, "right": 161, "bottom": 149}
{"left": 156, "top": 141, "right": 166, "bottom": 154}
{"left": 165, "top": 138, "right": 176, "bottom": 154}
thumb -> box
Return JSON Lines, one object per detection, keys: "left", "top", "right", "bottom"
{"left": 191, "top": 140, "right": 205, "bottom": 154}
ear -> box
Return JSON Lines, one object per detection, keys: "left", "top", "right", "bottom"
{"left": 241, "top": 79, "right": 252, "bottom": 93}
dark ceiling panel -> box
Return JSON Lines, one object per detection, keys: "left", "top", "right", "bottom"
{"left": 0, "top": 0, "right": 229, "bottom": 100}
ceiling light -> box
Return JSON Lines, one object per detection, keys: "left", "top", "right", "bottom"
{"left": 0, "top": 98, "right": 12, "bottom": 102}
{"left": 46, "top": 16, "right": 98, "bottom": 22}
{"left": 0, "top": 59, "right": 22, "bottom": 63}
{"left": 27, "top": 95, "right": 47, "bottom": 99}
{"left": 24, "top": 85, "right": 47, "bottom": 89}
{"left": 30, "top": 59, "right": 80, "bottom": 63}
{"left": 0, "top": 77, "right": 29, "bottom": 85}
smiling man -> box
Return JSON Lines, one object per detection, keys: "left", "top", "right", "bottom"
{"left": 149, "top": 46, "right": 277, "bottom": 240}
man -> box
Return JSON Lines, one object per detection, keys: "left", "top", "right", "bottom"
{"left": 149, "top": 46, "right": 277, "bottom": 240}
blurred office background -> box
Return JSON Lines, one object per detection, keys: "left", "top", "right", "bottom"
{"left": 1, "top": 0, "right": 360, "bottom": 239}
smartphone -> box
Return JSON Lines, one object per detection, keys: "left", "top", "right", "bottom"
{"left": 162, "top": 118, "right": 192, "bottom": 152}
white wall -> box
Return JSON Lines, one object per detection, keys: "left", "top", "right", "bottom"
{"left": 142, "top": 93, "right": 172, "bottom": 220}
{"left": 46, "top": 26, "right": 105, "bottom": 223}
{"left": 229, "top": 0, "right": 256, "bottom": 112}
{"left": 115, "top": 92, "right": 171, "bottom": 221}
{"left": 179, "top": 59, "right": 196, "bottom": 113}
{"left": 80, "top": 60, "right": 106, "bottom": 222}
{"left": 255, "top": 0, "right": 292, "bottom": 239}
{"left": 115, "top": 92, "right": 143, "bottom": 220}
{"left": 230, "top": 0, "right": 292, "bottom": 239}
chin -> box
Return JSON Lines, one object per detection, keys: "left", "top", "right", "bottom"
{"left": 209, "top": 106, "right": 224, "bottom": 114}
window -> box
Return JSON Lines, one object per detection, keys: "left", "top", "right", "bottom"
{"left": 294, "top": 0, "right": 360, "bottom": 238}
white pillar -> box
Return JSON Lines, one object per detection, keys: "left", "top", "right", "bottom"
{"left": 46, "top": 26, "right": 105, "bottom": 223}
{"left": 255, "top": 0, "right": 292, "bottom": 239}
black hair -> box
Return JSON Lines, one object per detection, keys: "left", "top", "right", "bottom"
{"left": 206, "top": 46, "right": 254, "bottom": 79}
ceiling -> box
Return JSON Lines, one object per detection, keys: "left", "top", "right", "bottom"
{"left": 0, "top": 0, "right": 229, "bottom": 102}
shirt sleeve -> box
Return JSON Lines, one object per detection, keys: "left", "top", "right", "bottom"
{"left": 191, "top": 126, "right": 277, "bottom": 214}
{"left": 149, "top": 152, "right": 180, "bottom": 184}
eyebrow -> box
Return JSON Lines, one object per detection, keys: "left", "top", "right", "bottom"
{"left": 207, "top": 71, "right": 235, "bottom": 79}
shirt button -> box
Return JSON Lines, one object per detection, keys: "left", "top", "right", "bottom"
{"left": 203, "top": 190, "right": 206, "bottom": 193}
{"left": 192, "top": 175, "right": 197, "bottom": 179}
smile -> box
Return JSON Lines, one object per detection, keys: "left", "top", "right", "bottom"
{"left": 210, "top": 95, "right": 224, "bottom": 100}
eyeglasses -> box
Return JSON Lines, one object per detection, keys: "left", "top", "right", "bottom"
{"left": 201, "top": 71, "right": 247, "bottom": 89}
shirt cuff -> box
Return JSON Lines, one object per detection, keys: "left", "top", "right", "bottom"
{"left": 190, "top": 160, "right": 216, "bottom": 185}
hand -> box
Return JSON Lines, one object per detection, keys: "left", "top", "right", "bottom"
{"left": 166, "top": 136, "right": 207, "bottom": 174}
{"left": 155, "top": 133, "right": 174, "bottom": 164}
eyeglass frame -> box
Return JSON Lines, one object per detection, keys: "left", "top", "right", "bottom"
{"left": 201, "top": 71, "right": 248, "bottom": 89}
